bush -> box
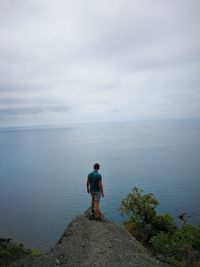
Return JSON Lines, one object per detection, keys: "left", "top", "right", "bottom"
{"left": 119, "top": 186, "right": 159, "bottom": 225}
{"left": 119, "top": 186, "right": 177, "bottom": 242}
{"left": 0, "top": 240, "right": 31, "bottom": 266}
{"left": 0, "top": 239, "right": 43, "bottom": 266}
{"left": 151, "top": 225, "right": 200, "bottom": 263}
{"left": 120, "top": 186, "right": 200, "bottom": 266}
{"left": 124, "top": 220, "right": 154, "bottom": 242}
{"left": 152, "top": 214, "right": 177, "bottom": 234}
{"left": 31, "top": 248, "right": 43, "bottom": 256}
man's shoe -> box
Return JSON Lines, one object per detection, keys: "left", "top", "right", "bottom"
{"left": 94, "top": 217, "right": 103, "bottom": 222}
{"left": 88, "top": 214, "right": 95, "bottom": 220}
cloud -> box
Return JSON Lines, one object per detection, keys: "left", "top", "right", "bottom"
{"left": 0, "top": 0, "right": 200, "bottom": 126}
{"left": 0, "top": 105, "right": 72, "bottom": 116}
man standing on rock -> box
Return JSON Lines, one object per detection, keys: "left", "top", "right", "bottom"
{"left": 86, "top": 163, "right": 104, "bottom": 221}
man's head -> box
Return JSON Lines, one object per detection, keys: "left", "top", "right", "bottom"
{"left": 94, "top": 163, "right": 100, "bottom": 170}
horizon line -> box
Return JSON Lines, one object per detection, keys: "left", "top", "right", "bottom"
{"left": 0, "top": 116, "right": 200, "bottom": 131}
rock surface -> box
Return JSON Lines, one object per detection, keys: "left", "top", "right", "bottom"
{"left": 13, "top": 209, "right": 171, "bottom": 267}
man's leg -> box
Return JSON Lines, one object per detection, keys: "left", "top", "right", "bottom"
{"left": 91, "top": 199, "right": 95, "bottom": 215}
{"left": 90, "top": 193, "right": 95, "bottom": 215}
{"left": 94, "top": 200, "right": 100, "bottom": 219}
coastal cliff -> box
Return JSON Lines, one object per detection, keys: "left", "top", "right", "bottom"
{"left": 13, "top": 209, "right": 170, "bottom": 267}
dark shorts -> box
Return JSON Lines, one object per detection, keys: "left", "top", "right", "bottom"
{"left": 91, "top": 191, "right": 101, "bottom": 202}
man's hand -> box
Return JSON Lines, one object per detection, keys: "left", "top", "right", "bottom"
{"left": 86, "top": 177, "right": 90, "bottom": 193}
{"left": 99, "top": 180, "right": 104, "bottom": 198}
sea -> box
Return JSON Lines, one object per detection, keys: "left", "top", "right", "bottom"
{"left": 0, "top": 118, "right": 200, "bottom": 252}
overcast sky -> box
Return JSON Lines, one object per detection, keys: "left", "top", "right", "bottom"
{"left": 0, "top": 0, "right": 200, "bottom": 127}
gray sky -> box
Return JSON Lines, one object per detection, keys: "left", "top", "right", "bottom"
{"left": 0, "top": 0, "right": 200, "bottom": 127}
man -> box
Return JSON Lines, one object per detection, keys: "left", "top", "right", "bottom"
{"left": 86, "top": 163, "right": 104, "bottom": 220}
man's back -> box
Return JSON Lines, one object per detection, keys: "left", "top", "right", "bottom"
{"left": 88, "top": 170, "right": 102, "bottom": 192}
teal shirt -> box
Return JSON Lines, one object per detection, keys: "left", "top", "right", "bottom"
{"left": 88, "top": 170, "right": 102, "bottom": 192}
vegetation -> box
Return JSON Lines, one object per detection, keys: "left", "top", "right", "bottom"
{"left": 0, "top": 239, "right": 42, "bottom": 267}
{"left": 30, "top": 248, "right": 43, "bottom": 256}
{"left": 119, "top": 186, "right": 200, "bottom": 266}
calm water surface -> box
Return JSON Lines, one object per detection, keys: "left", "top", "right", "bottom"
{"left": 0, "top": 119, "right": 200, "bottom": 251}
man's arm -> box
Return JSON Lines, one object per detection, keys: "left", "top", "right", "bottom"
{"left": 86, "top": 176, "right": 90, "bottom": 193}
{"left": 99, "top": 180, "right": 104, "bottom": 197}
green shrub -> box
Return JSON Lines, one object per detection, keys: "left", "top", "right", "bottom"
{"left": 151, "top": 225, "right": 200, "bottom": 262}
{"left": 119, "top": 186, "right": 159, "bottom": 225}
{"left": 31, "top": 248, "right": 43, "bottom": 256}
{"left": 0, "top": 241, "right": 31, "bottom": 266}
{"left": 0, "top": 240, "right": 42, "bottom": 266}
{"left": 120, "top": 186, "right": 200, "bottom": 266}
{"left": 152, "top": 214, "right": 177, "bottom": 234}
{"left": 119, "top": 186, "right": 177, "bottom": 242}
{"left": 150, "top": 232, "right": 171, "bottom": 254}
{"left": 124, "top": 220, "right": 154, "bottom": 242}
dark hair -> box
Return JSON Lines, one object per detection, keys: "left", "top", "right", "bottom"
{"left": 94, "top": 163, "right": 100, "bottom": 170}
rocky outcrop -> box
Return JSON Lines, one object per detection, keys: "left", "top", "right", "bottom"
{"left": 13, "top": 209, "right": 171, "bottom": 267}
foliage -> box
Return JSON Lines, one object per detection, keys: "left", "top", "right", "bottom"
{"left": 151, "top": 225, "right": 200, "bottom": 265}
{"left": 0, "top": 240, "right": 30, "bottom": 266}
{"left": 0, "top": 239, "right": 42, "bottom": 266}
{"left": 119, "top": 186, "right": 200, "bottom": 266}
{"left": 119, "top": 186, "right": 177, "bottom": 242}
{"left": 151, "top": 224, "right": 200, "bottom": 258}
{"left": 31, "top": 248, "right": 43, "bottom": 256}
{"left": 152, "top": 214, "right": 177, "bottom": 233}
{"left": 119, "top": 186, "right": 159, "bottom": 225}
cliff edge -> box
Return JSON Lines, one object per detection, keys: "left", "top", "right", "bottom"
{"left": 13, "top": 209, "right": 171, "bottom": 267}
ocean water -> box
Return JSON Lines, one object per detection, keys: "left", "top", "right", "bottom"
{"left": 0, "top": 119, "right": 200, "bottom": 251}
